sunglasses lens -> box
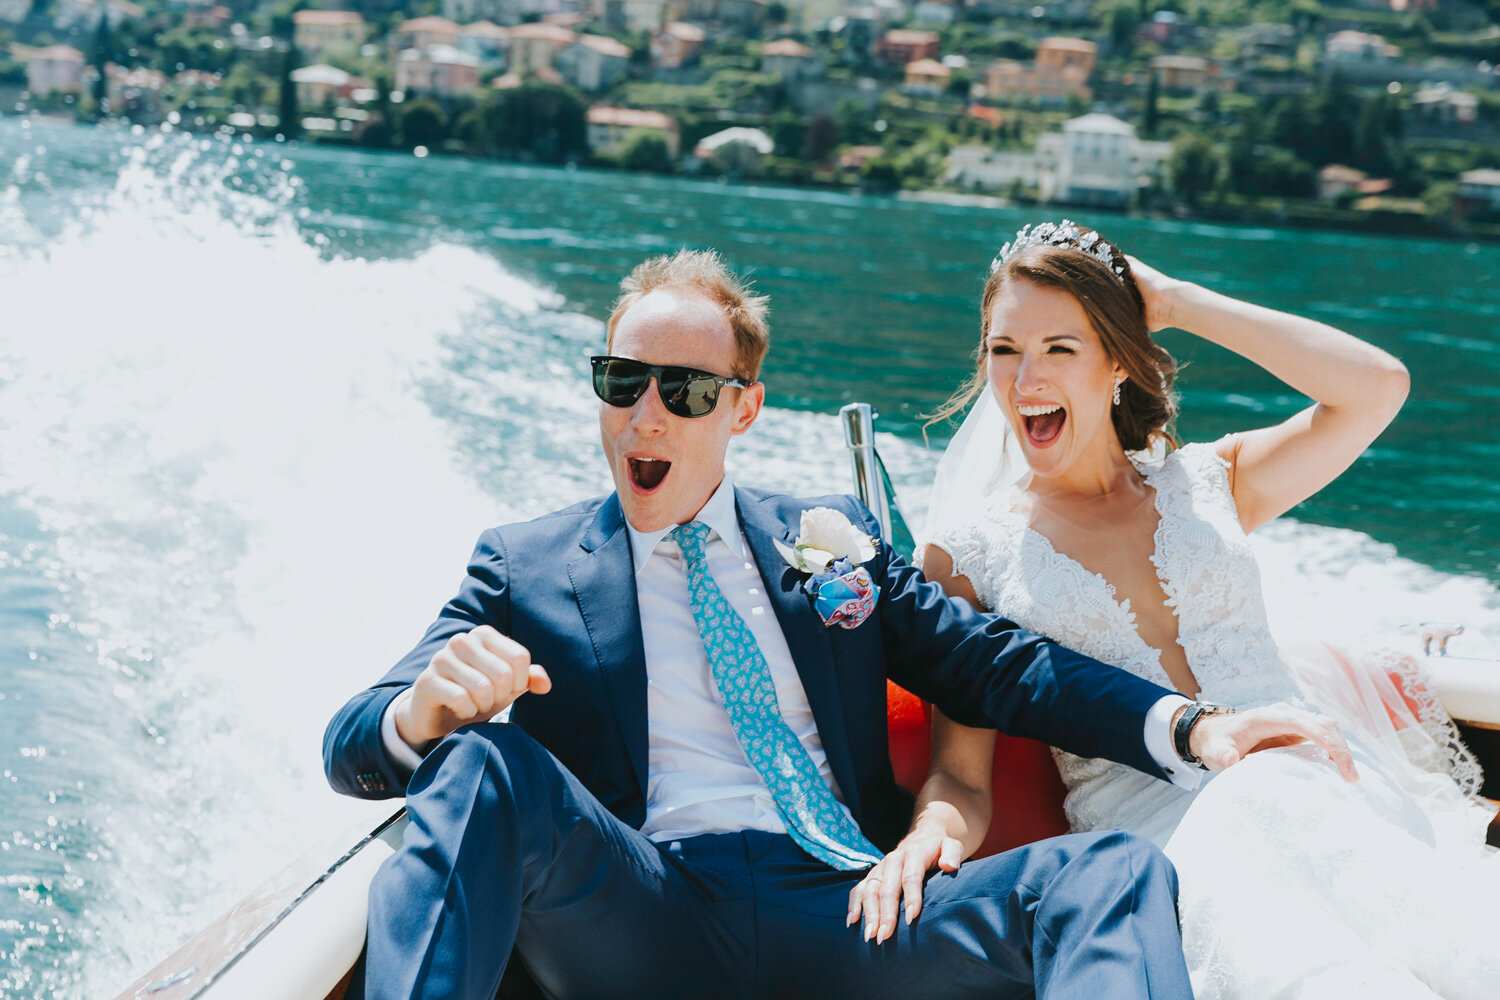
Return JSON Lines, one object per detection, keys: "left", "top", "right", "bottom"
{"left": 591, "top": 357, "right": 736, "bottom": 418}
{"left": 658, "top": 369, "right": 719, "bottom": 418}
{"left": 594, "top": 359, "right": 649, "bottom": 407}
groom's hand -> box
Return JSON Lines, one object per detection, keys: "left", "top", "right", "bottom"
{"left": 1187, "top": 703, "right": 1359, "bottom": 782}
{"left": 394, "top": 626, "right": 552, "bottom": 748}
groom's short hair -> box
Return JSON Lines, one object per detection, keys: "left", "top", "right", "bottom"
{"left": 606, "top": 249, "right": 771, "bottom": 381}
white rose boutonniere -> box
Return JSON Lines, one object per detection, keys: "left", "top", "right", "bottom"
{"left": 774, "top": 507, "right": 881, "bottom": 630}
{"left": 773, "top": 507, "right": 878, "bottom": 574}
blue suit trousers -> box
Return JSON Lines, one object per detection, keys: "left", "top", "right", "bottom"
{"left": 357, "top": 723, "right": 1193, "bottom": 1000}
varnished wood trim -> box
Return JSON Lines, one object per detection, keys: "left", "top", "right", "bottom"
{"left": 114, "top": 808, "right": 405, "bottom": 1000}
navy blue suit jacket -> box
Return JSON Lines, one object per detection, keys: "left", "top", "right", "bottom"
{"left": 323, "top": 486, "right": 1175, "bottom": 850}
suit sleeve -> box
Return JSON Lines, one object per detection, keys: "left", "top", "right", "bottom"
{"left": 852, "top": 501, "right": 1176, "bottom": 781}
{"left": 322, "top": 528, "right": 513, "bottom": 799}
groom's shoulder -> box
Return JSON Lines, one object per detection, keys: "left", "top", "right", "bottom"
{"left": 735, "top": 485, "right": 878, "bottom": 534}
{"left": 478, "top": 495, "right": 612, "bottom": 549}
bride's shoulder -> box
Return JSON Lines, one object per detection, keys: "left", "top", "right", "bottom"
{"left": 1151, "top": 439, "right": 1233, "bottom": 483}
{"left": 1147, "top": 439, "right": 1242, "bottom": 518}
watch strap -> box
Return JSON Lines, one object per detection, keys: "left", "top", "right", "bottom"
{"left": 1173, "top": 701, "right": 1235, "bottom": 770}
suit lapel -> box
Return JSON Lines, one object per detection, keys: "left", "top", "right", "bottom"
{"left": 735, "top": 488, "right": 862, "bottom": 819}
{"left": 567, "top": 495, "right": 650, "bottom": 801}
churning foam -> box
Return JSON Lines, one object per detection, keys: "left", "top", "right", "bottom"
{"left": 0, "top": 130, "right": 568, "bottom": 993}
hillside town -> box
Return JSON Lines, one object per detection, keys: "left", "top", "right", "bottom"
{"left": 5, "top": 0, "right": 1500, "bottom": 233}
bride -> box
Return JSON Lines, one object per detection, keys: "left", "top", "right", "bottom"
{"left": 848, "top": 221, "right": 1499, "bottom": 998}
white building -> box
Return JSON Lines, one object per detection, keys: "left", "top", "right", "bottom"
{"left": 556, "top": 34, "right": 629, "bottom": 91}
{"left": 947, "top": 113, "right": 1170, "bottom": 207}
{"left": 946, "top": 145, "right": 1042, "bottom": 190}
{"left": 396, "top": 44, "right": 481, "bottom": 96}
{"left": 911, "top": 0, "right": 954, "bottom": 25}
{"left": 1325, "top": 30, "right": 1401, "bottom": 65}
{"left": 1457, "top": 169, "right": 1500, "bottom": 214}
{"left": 290, "top": 63, "right": 353, "bottom": 107}
{"left": 457, "top": 21, "right": 511, "bottom": 70}
{"left": 761, "top": 38, "right": 820, "bottom": 81}
{"left": 587, "top": 105, "right": 680, "bottom": 158}
{"left": 694, "top": 126, "right": 774, "bottom": 171}
{"left": 0, "top": 0, "right": 33, "bottom": 24}
{"left": 1045, "top": 113, "right": 1169, "bottom": 207}
{"left": 51, "top": 0, "right": 142, "bottom": 30}
{"left": 27, "top": 45, "right": 84, "bottom": 95}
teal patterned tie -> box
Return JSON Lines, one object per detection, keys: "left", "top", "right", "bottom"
{"left": 670, "top": 521, "right": 881, "bottom": 871}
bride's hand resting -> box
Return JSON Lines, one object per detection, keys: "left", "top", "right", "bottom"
{"left": 847, "top": 822, "right": 964, "bottom": 944}
{"left": 1124, "top": 255, "right": 1188, "bottom": 333}
{"left": 1191, "top": 703, "right": 1360, "bottom": 782}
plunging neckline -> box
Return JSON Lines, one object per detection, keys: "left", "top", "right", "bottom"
{"left": 999, "top": 457, "right": 1198, "bottom": 696}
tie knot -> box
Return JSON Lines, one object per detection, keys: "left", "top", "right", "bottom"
{"left": 669, "top": 521, "right": 710, "bottom": 561}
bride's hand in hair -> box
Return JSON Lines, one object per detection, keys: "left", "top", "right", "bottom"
{"left": 1124, "top": 256, "right": 1188, "bottom": 333}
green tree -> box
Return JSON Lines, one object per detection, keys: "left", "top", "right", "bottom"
{"left": 619, "top": 130, "right": 671, "bottom": 172}
{"left": 859, "top": 154, "right": 900, "bottom": 192}
{"left": 769, "top": 108, "right": 805, "bottom": 158}
{"left": 1248, "top": 146, "right": 1315, "bottom": 198}
{"left": 1270, "top": 72, "right": 1357, "bottom": 167}
{"left": 1351, "top": 91, "right": 1402, "bottom": 176}
{"left": 1106, "top": 1, "right": 1137, "bottom": 55}
{"left": 1142, "top": 69, "right": 1160, "bottom": 139}
{"left": 472, "top": 82, "right": 588, "bottom": 163}
{"left": 804, "top": 114, "right": 838, "bottom": 162}
{"left": 834, "top": 97, "right": 875, "bottom": 145}
{"left": 89, "top": 11, "right": 110, "bottom": 109}
{"left": 1169, "top": 133, "right": 1224, "bottom": 207}
{"left": 277, "top": 41, "right": 300, "bottom": 139}
{"left": 397, "top": 97, "right": 448, "bottom": 149}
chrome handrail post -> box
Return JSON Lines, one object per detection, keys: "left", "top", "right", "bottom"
{"left": 839, "top": 402, "right": 892, "bottom": 541}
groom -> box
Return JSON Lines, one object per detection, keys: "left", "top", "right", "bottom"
{"left": 324, "top": 249, "right": 1351, "bottom": 1000}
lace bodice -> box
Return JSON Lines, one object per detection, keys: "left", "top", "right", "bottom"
{"left": 933, "top": 442, "right": 1500, "bottom": 1000}
{"left": 932, "top": 442, "right": 1303, "bottom": 834}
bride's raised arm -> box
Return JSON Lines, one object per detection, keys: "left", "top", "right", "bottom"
{"left": 1127, "top": 256, "right": 1409, "bottom": 533}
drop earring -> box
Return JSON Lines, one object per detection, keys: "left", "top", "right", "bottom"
{"left": 1112, "top": 378, "right": 1123, "bottom": 406}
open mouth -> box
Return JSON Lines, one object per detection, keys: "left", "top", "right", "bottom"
{"left": 1017, "top": 403, "right": 1066, "bottom": 447}
{"left": 628, "top": 457, "right": 671, "bottom": 492}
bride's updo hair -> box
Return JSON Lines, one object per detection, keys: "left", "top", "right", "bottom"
{"left": 930, "top": 224, "right": 1177, "bottom": 454}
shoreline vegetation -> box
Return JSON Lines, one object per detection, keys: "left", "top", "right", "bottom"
{"left": 5, "top": 0, "right": 1500, "bottom": 242}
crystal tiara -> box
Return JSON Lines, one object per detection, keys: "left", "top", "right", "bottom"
{"left": 990, "top": 219, "right": 1125, "bottom": 281}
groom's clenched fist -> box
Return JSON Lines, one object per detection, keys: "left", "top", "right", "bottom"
{"left": 393, "top": 626, "right": 552, "bottom": 749}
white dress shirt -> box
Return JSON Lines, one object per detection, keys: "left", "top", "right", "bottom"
{"left": 626, "top": 476, "right": 852, "bottom": 841}
{"left": 381, "top": 476, "right": 1199, "bottom": 835}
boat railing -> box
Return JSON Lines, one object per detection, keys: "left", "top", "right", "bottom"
{"left": 838, "top": 402, "right": 916, "bottom": 561}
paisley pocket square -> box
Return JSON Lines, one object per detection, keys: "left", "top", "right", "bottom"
{"left": 809, "top": 563, "right": 879, "bottom": 630}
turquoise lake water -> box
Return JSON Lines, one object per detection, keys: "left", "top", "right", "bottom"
{"left": 1, "top": 118, "right": 1498, "bottom": 996}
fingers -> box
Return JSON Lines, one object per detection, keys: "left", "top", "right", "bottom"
{"left": 469, "top": 625, "right": 535, "bottom": 700}
{"left": 1206, "top": 706, "right": 1360, "bottom": 783}
{"left": 847, "top": 836, "right": 954, "bottom": 943}
{"left": 407, "top": 628, "right": 545, "bottom": 744}
{"left": 900, "top": 846, "right": 931, "bottom": 926}
{"left": 848, "top": 859, "right": 900, "bottom": 942}
{"left": 875, "top": 858, "right": 906, "bottom": 942}
{"left": 1301, "top": 715, "right": 1359, "bottom": 782}
{"left": 846, "top": 864, "right": 885, "bottom": 939}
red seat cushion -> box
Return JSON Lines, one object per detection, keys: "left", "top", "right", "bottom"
{"left": 886, "top": 681, "right": 1070, "bottom": 859}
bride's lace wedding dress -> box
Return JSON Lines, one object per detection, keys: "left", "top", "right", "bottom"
{"left": 931, "top": 442, "right": 1499, "bottom": 1000}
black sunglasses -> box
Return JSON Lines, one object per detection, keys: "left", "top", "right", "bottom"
{"left": 590, "top": 356, "right": 753, "bottom": 418}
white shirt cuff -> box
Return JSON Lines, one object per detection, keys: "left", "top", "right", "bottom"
{"left": 1145, "top": 694, "right": 1203, "bottom": 790}
{"left": 381, "top": 695, "right": 426, "bottom": 776}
